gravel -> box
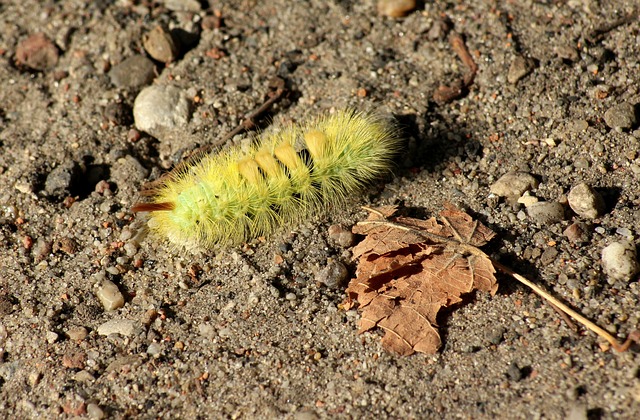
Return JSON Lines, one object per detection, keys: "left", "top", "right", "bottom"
{"left": 1, "top": 1, "right": 639, "bottom": 419}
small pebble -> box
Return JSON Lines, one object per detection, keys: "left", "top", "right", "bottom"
{"left": 517, "top": 194, "right": 539, "bottom": 207}
{"left": 74, "top": 370, "right": 95, "bottom": 383}
{"left": 143, "top": 26, "right": 180, "bottom": 63}
{"left": 46, "top": 331, "right": 59, "bottom": 344}
{"left": 566, "top": 402, "right": 587, "bottom": 420}
{"left": 377, "top": 0, "right": 416, "bottom": 17}
{"left": 164, "top": 0, "right": 202, "bottom": 11}
{"left": 490, "top": 172, "right": 539, "bottom": 198}
{"left": 27, "top": 371, "right": 41, "bottom": 387}
{"left": 315, "top": 260, "right": 349, "bottom": 289}
{"left": 109, "top": 55, "right": 157, "bottom": 89}
{"left": 327, "top": 225, "right": 355, "bottom": 247}
{"left": 555, "top": 44, "right": 579, "bottom": 62}
{"left": 540, "top": 247, "right": 559, "bottom": 265}
{"left": 140, "top": 309, "right": 158, "bottom": 326}
{"left": 133, "top": 85, "right": 190, "bottom": 139}
{"left": 198, "top": 323, "right": 215, "bottom": 338}
{"left": 603, "top": 102, "right": 637, "bottom": 130}
{"left": 147, "top": 342, "right": 163, "bottom": 357}
{"left": 567, "top": 119, "right": 589, "bottom": 133}
{"left": 62, "top": 352, "right": 87, "bottom": 369}
{"left": 507, "top": 55, "right": 535, "bottom": 84}
{"left": 616, "top": 227, "right": 633, "bottom": 238}
{"left": 66, "top": 326, "right": 89, "bottom": 341}
{"left": 567, "top": 183, "right": 605, "bottom": 219}
{"left": 601, "top": 241, "right": 639, "bottom": 282}
{"left": 124, "top": 242, "right": 138, "bottom": 257}
{"left": 96, "top": 280, "right": 125, "bottom": 311}
{"left": 487, "top": 326, "right": 506, "bottom": 345}
{"left": 505, "top": 362, "right": 524, "bottom": 381}
{"left": 45, "top": 162, "right": 80, "bottom": 198}
{"left": 526, "top": 201, "right": 565, "bottom": 225}
{"left": 110, "top": 156, "right": 149, "bottom": 189}
{"left": 590, "top": 84, "right": 612, "bottom": 100}
{"left": 103, "top": 102, "right": 132, "bottom": 126}
{"left": 97, "top": 319, "right": 137, "bottom": 337}
{"left": 15, "top": 32, "right": 59, "bottom": 70}
{"left": 563, "top": 222, "right": 590, "bottom": 243}
{"left": 86, "top": 403, "right": 106, "bottom": 420}
{"left": 33, "top": 238, "right": 53, "bottom": 262}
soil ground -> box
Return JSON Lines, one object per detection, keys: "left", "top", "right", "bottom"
{"left": 1, "top": 0, "right": 640, "bottom": 418}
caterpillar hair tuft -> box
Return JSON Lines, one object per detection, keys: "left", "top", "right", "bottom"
{"left": 132, "top": 109, "right": 401, "bottom": 250}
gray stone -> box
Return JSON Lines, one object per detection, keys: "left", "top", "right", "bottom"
{"left": 603, "top": 102, "right": 637, "bottom": 130}
{"left": 109, "top": 55, "right": 156, "bottom": 89}
{"left": 567, "top": 183, "right": 605, "bottom": 219}
{"left": 146, "top": 342, "right": 163, "bottom": 356}
{"left": 526, "top": 201, "right": 565, "bottom": 225}
{"left": 110, "top": 155, "right": 149, "bottom": 193}
{"left": 507, "top": 55, "right": 535, "bottom": 84}
{"left": 601, "top": 241, "right": 639, "bottom": 282}
{"left": 327, "top": 225, "right": 355, "bottom": 247}
{"left": 566, "top": 402, "right": 587, "bottom": 420}
{"left": 315, "top": 261, "right": 349, "bottom": 289}
{"left": 46, "top": 331, "right": 59, "bottom": 344}
{"left": 163, "top": 0, "right": 202, "bottom": 12}
{"left": 44, "top": 161, "right": 80, "bottom": 198}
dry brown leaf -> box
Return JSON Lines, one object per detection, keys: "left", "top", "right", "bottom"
{"left": 347, "top": 204, "right": 640, "bottom": 355}
{"left": 346, "top": 205, "right": 497, "bottom": 355}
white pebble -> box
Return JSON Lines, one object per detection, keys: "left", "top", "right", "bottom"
{"left": 96, "top": 280, "right": 125, "bottom": 311}
{"left": 97, "top": 319, "right": 137, "bottom": 337}
{"left": 87, "top": 403, "right": 105, "bottom": 419}
{"left": 567, "top": 183, "right": 605, "bottom": 219}
{"left": 517, "top": 194, "right": 539, "bottom": 207}
{"left": 601, "top": 241, "right": 639, "bottom": 282}
{"left": 490, "top": 172, "right": 539, "bottom": 198}
{"left": 46, "top": 331, "right": 59, "bottom": 344}
{"left": 133, "top": 85, "right": 190, "bottom": 139}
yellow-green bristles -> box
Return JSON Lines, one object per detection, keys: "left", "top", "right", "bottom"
{"left": 132, "top": 109, "right": 401, "bottom": 249}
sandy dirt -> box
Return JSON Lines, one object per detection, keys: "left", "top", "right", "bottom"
{"left": 1, "top": 0, "right": 640, "bottom": 418}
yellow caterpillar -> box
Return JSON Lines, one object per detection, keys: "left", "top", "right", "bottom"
{"left": 132, "top": 109, "right": 400, "bottom": 250}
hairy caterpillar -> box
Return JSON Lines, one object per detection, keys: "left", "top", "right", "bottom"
{"left": 132, "top": 109, "right": 400, "bottom": 249}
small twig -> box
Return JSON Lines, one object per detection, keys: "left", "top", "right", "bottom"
{"left": 433, "top": 31, "right": 478, "bottom": 104}
{"left": 491, "top": 260, "right": 640, "bottom": 352}
{"left": 357, "top": 210, "right": 640, "bottom": 352}
{"left": 214, "top": 76, "right": 288, "bottom": 147}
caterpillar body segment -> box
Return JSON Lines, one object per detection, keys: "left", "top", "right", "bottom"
{"left": 132, "top": 109, "right": 400, "bottom": 249}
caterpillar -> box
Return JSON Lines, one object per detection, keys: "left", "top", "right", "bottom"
{"left": 132, "top": 109, "right": 400, "bottom": 250}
